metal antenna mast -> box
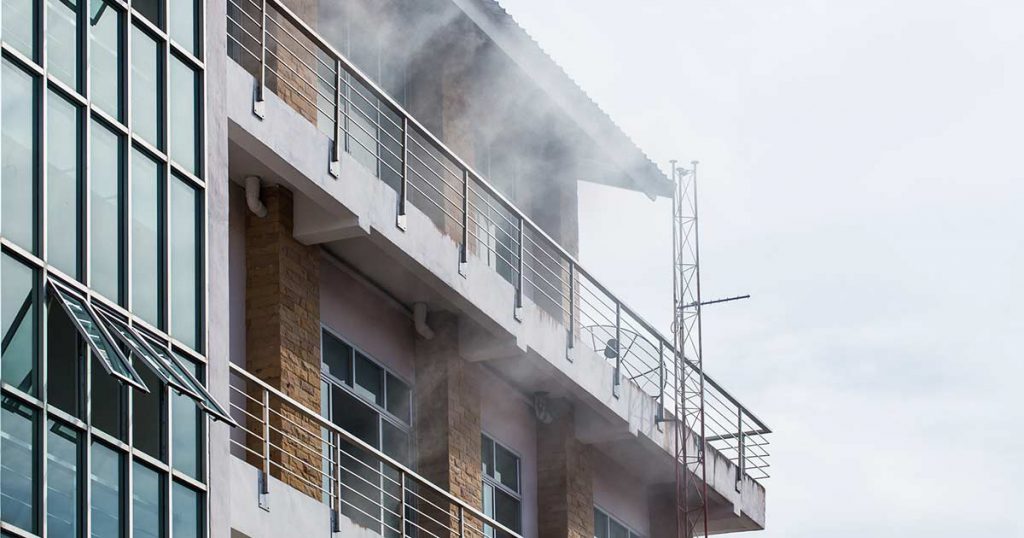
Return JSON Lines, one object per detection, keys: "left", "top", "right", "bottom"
{"left": 671, "top": 160, "right": 709, "bottom": 538}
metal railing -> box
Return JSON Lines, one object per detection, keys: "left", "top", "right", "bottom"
{"left": 225, "top": 0, "right": 770, "bottom": 480}
{"left": 228, "top": 363, "right": 521, "bottom": 538}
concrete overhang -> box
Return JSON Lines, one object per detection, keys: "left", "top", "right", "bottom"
{"left": 225, "top": 61, "right": 765, "bottom": 532}
{"left": 447, "top": 0, "right": 674, "bottom": 200}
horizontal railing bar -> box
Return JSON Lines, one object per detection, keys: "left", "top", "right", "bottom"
{"left": 229, "top": 363, "right": 522, "bottom": 538}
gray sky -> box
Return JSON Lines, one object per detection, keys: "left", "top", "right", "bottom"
{"left": 498, "top": 0, "right": 1024, "bottom": 536}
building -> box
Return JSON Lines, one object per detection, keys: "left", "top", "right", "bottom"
{"left": 0, "top": 0, "right": 769, "bottom": 537}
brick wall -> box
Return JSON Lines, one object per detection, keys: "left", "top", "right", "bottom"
{"left": 538, "top": 402, "right": 594, "bottom": 538}
{"left": 244, "top": 185, "right": 323, "bottom": 499}
{"left": 266, "top": 0, "right": 320, "bottom": 124}
{"left": 414, "top": 312, "right": 484, "bottom": 536}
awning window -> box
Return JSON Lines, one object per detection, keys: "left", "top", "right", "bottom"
{"left": 47, "top": 278, "right": 235, "bottom": 426}
{"left": 48, "top": 279, "right": 149, "bottom": 393}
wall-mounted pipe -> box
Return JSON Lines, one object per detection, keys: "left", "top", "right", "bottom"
{"left": 413, "top": 303, "right": 434, "bottom": 340}
{"left": 245, "top": 175, "right": 268, "bottom": 218}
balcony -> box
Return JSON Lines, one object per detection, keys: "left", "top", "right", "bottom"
{"left": 228, "top": 363, "right": 520, "bottom": 538}
{"left": 224, "top": 0, "right": 769, "bottom": 486}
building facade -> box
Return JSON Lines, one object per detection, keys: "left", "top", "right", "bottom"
{"left": 0, "top": 0, "right": 769, "bottom": 537}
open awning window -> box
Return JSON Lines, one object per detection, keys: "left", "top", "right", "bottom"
{"left": 48, "top": 279, "right": 150, "bottom": 393}
{"left": 47, "top": 278, "right": 235, "bottom": 426}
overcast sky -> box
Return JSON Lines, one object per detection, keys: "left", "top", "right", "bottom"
{"left": 498, "top": 1, "right": 1024, "bottom": 536}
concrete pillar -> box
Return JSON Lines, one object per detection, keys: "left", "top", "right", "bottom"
{"left": 414, "top": 312, "right": 483, "bottom": 535}
{"left": 244, "top": 185, "right": 322, "bottom": 499}
{"left": 537, "top": 401, "right": 594, "bottom": 538}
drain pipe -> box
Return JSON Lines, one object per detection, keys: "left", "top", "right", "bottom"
{"left": 413, "top": 303, "right": 435, "bottom": 340}
{"left": 245, "top": 175, "right": 268, "bottom": 218}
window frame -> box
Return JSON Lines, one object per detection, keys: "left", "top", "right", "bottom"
{"left": 320, "top": 325, "right": 413, "bottom": 430}
{"left": 593, "top": 506, "right": 644, "bottom": 538}
{"left": 481, "top": 433, "right": 522, "bottom": 537}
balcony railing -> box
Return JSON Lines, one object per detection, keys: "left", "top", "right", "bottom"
{"left": 229, "top": 363, "right": 521, "bottom": 538}
{"left": 225, "top": 0, "right": 769, "bottom": 480}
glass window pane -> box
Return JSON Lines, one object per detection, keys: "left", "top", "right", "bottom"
{"left": 493, "top": 488, "right": 520, "bottom": 534}
{"left": 47, "top": 91, "right": 82, "bottom": 278}
{"left": 169, "top": 58, "right": 198, "bottom": 175}
{"left": 46, "top": 420, "right": 80, "bottom": 538}
{"left": 131, "top": 149, "right": 163, "bottom": 327}
{"left": 1, "top": 0, "right": 36, "bottom": 59}
{"left": 90, "top": 121, "right": 124, "bottom": 302}
{"left": 1, "top": 60, "right": 37, "bottom": 252}
{"left": 322, "top": 331, "right": 351, "bottom": 384}
{"left": 90, "top": 0, "right": 123, "bottom": 119}
{"left": 91, "top": 442, "right": 123, "bottom": 538}
{"left": 1, "top": 253, "right": 37, "bottom": 394}
{"left": 131, "top": 25, "right": 161, "bottom": 148}
{"left": 609, "top": 519, "right": 628, "bottom": 538}
{"left": 168, "top": 0, "right": 196, "bottom": 55}
{"left": 353, "top": 352, "right": 382, "bottom": 405}
{"left": 133, "top": 0, "right": 160, "bottom": 28}
{"left": 481, "top": 436, "right": 494, "bottom": 479}
{"left": 594, "top": 509, "right": 608, "bottom": 538}
{"left": 494, "top": 444, "right": 519, "bottom": 493}
{"left": 171, "top": 482, "right": 200, "bottom": 538}
{"left": 91, "top": 352, "right": 125, "bottom": 439}
{"left": 46, "top": 0, "right": 80, "bottom": 88}
{"left": 132, "top": 365, "right": 163, "bottom": 460}
{"left": 47, "top": 296, "right": 83, "bottom": 417}
{"left": 132, "top": 462, "right": 164, "bottom": 538}
{"left": 172, "top": 357, "right": 200, "bottom": 479}
{"left": 170, "top": 175, "right": 199, "bottom": 348}
{"left": 483, "top": 483, "right": 494, "bottom": 538}
{"left": 385, "top": 373, "right": 410, "bottom": 424}
{"left": 1, "top": 400, "right": 37, "bottom": 533}
{"left": 381, "top": 420, "right": 409, "bottom": 467}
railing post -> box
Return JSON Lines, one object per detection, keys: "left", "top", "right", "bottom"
{"left": 656, "top": 339, "right": 665, "bottom": 422}
{"left": 458, "top": 505, "right": 465, "bottom": 538}
{"left": 332, "top": 431, "right": 343, "bottom": 532}
{"left": 514, "top": 216, "right": 524, "bottom": 321}
{"left": 397, "top": 117, "right": 408, "bottom": 230}
{"left": 736, "top": 411, "right": 745, "bottom": 492}
{"left": 613, "top": 302, "right": 621, "bottom": 397}
{"left": 566, "top": 262, "right": 575, "bottom": 362}
{"left": 330, "top": 57, "right": 341, "bottom": 177}
{"left": 459, "top": 169, "right": 469, "bottom": 276}
{"left": 399, "top": 471, "right": 407, "bottom": 537}
{"left": 259, "top": 388, "right": 271, "bottom": 510}
{"left": 254, "top": 0, "right": 267, "bottom": 118}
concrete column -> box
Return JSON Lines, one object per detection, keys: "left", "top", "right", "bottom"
{"left": 537, "top": 401, "right": 594, "bottom": 538}
{"left": 414, "top": 312, "right": 484, "bottom": 535}
{"left": 244, "top": 185, "right": 322, "bottom": 499}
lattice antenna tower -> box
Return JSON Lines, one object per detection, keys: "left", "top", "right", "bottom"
{"left": 670, "top": 160, "right": 709, "bottom": 538}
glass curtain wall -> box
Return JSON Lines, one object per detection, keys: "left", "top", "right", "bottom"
{"left": 0, "top": 0, "right": 209, "bottom": 535}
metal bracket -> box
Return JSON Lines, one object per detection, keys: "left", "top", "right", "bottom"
{"left": 253, "top": 86, "right": 266, "bottom": 119}
{"left": 331, "top": 509, "right": 341, "bottom": 533}
{"left": 458, "top": 260, "right": 468, "bottom": 278}
{"left": 329, "top": 159, "right": 340, "bottom": 178}
{"left": 396, "top": 214, "right": 407, "bottom": 231}
{"left": 565, "top": 331, "right": 575, "bottom": 362}
{"left": 257, "top": 470, "right": 270, "bottom": 511}
{"left": 513, "top": 306, "right": 523, "bottom": 322}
